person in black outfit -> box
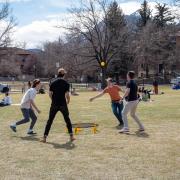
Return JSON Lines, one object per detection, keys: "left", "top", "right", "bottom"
{"left": 41, "top": 68, "right": 75, "bottom": 143}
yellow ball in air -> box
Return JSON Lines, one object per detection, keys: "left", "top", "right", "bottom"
{"left": 101, "top": 61, "right": 105, "bottom": 67}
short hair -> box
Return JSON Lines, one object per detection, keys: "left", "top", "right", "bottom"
{"left": 32, "top": 79, "right": 41, "bottom": 88}
{"left": 58, "top": 68, "right": 66, "bottom": 78}
{"left": 128, "top": 71, "right": 135, "bottom": 79}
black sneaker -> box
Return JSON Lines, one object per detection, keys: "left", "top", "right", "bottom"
{"left": 27, "top": 131, "right": 37, "bottom": 135}
{"left": 10, "top": 125, "right": 16, "bottom": 132}
{"left": 116, "top": 123, "right": 124, "bottom": 130}
{"left": 118, "top": 123, "right": 124, "bottom": 127}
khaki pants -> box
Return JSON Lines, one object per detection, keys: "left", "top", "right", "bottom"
{"left": 122, "top": 100, "right": 144, "bottom": 130}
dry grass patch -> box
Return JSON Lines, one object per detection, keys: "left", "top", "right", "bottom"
{"left": 0, "top": 86, "right": 179, "bottom": 180}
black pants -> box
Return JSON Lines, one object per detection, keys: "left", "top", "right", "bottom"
{"left": 0, "top": 102, "right": 9, "bottom": 107}
{"left": 44, "top": 105, "right": 73, "bottom": 137}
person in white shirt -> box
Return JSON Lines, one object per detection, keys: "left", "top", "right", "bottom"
{"left": 0, "top": 92, "right": 12, "bottom": 107}
{"left": 10, "top": 79, "right": 41, "bottom": 135}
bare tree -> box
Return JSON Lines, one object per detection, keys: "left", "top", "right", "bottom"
{"left": 0, "top": 2, "right": 16, "bottom": 47}
{"left": 0, "top": 2, "right": 17, "bottom": 76}
{"left": 134, "top": 21, "right": 176, "bottom": 79}
{"left": 60, "top": 0, "right": 127, "bottom": 88}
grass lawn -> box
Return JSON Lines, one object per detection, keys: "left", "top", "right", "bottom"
{"left": 0, "top": 86, "right": 180, "bottom": 180}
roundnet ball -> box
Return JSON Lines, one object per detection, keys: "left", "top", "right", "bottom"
{"left": 101, "top": 61, "right": 105, "bottom": 67}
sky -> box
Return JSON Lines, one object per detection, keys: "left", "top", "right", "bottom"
{"left": 0, "top": 0, "right": 174, "bottom": 48}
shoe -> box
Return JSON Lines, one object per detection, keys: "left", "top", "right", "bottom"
{"left": 119, "top": 128, "right": 129, "bottom": 134}
{"left": 27, "top": 131, "right": 37, "bottom": 135}
{"left": 138, "top": 128, "right": 145, "bottom": 132}
{"left": 40, "top": 137, "right": 46, "bottom": 143}
{"left": 10, "top": 125, "right": 16, "bottom": 132}
{"left": 118, "top": 123, "right": 124, "bottom": 127}
{"left": 70, "top": 136, "right": 76, "bottom": 142}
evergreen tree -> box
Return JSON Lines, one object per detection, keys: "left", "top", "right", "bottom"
{"left": 106, "top": 1, "right": 130, "bottom": 79}
{"left": 137, "top": 0, "right": 152, "bottom": 27}
{"left": 154, "top": 3, "right": 175, "bottom": 28}
{"left": 106, "top": 1, "right": 126, "bottom": 37}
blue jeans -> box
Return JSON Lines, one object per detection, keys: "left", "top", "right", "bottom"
{"left": 111, "top": 101, "right": 124, "bottom": 125}
{"left": 16, "top": 108, "right": 37, "bottom": 130}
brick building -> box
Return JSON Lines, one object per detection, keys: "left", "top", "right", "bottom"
{"left": 0, "top": 47, "right": 37, "bottom": 80}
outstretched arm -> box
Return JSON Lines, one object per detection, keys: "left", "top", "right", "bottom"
{"left": 89, "top": 92, "right": 104, "bottom": 102}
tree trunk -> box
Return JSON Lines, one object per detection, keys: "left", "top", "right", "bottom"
{"left": 115, "top": 73, "right": 120, "bottom": 85}
{"left": 101, "top": 67, "right": 107, "bottom": 89}
{"left": 146, "top": 65, "right": 149, "bottom": 78}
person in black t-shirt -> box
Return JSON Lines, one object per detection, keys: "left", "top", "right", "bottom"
{"left": 41, "top": 68, "right": 75, "bottom": 143}
{"left": 119, "top": 71, "right": 145, "bottom": 133}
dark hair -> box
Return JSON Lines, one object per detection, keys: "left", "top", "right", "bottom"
{"left": 128, "top": 71, "right": 135, "bottom": 79}
{"left": 57, "top": 73, "right": 65, "bottom": 78}
{"left": 28, "top": 81, "right": 31, "bottom": 88}
{"left": 5, "top": 92, "right": 9, "bottom": 96}
{"left": 32, "top": 79, "right": 41, "bottom": 88}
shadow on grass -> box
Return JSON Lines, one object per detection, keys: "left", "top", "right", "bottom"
{"left": 120, "top": 131, "right": 150, "bottom": 138}
{"left": 12, "top": 135, "right": 40, "bottom": 142}
{"left": 47, "top": 141, "right": 75, "bottom": 150}
{"left": 12, "top": 135, "right": 76, "bottom": 150}
{"left": 135, "top": 131, "right": 149, "bottom": 138}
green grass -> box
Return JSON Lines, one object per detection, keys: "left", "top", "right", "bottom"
{"left": 0, "top": 86, "right": 180, "bottom": 180}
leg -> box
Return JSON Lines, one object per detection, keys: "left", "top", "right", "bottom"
{"left": 29, "top": 108, "right": 37, "bottom": 130}
{"left": 122, "top": 102, "right": 132, "bottom": 130}
{"left": 44, "top": 106, "right": 58, "bottom": 137}
{"left": 16, "top": 109, "right": 30, "bottom": 126}
{"left": 59, "top": 106, "right": 73, "bottom": 136}
{"left": 116, "top": 102, "right": 124, "bottom": 125}
{"left": 111, "top": 103, "right": 123, "bottom": 124}
{"left": 130, "top": 101, "right": 144, "bottom": 130}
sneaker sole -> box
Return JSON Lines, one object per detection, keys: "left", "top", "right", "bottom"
{"left": 10, "top": 126, "right": 16, "bottom": 132}
{"left": 27, "top": 133, "right": 37, "bottom": 135}
{"left": 138, "top": 129, "right": 145, "bottom": 132}
{"left": 119, "top": 131, "right": 129, "bottom": 134}
{"left": 40, "top": 139, "right": 46, "bottom": 143}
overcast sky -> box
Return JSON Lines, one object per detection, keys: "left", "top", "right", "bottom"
{"left": 0, "top": 0, "right": 174, "bottom": 48}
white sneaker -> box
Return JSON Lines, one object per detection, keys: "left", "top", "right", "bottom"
{"left": 119, "top": 128, "right": 129, "bottom": 134}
